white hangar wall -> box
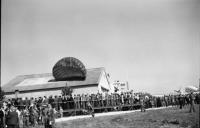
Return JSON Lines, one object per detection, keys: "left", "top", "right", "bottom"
{"left": 72, "top": 86, "right": 99, "bottom": 95}
{"left": 5, "top": 90, "right": 62, "bottom": 99}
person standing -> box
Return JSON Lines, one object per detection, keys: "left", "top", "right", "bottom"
{"left": 81, "top": 94, "right": 86, "bottom": 109}
{"left": 47, "top": 104, "right": 56, "bottom": 128}
{"left": 29, "top": 106, "right": 35, "bottom": 127}
{"left": 0, "top": 104, "right": 6, "bottom": 128}
{"left": 77, "top": 94, "right": 81, "bottom": 109}
{"left": 66, "top": 95, "right": 70, "bottom": 109}
{"left": 48, "top": 96, "right": 54, "bottom": 108}
{"left": 59, "top": 106, "right": 63, "bottom": 118}
{"left": 189, "top": 92, "right": 195, "bottom": 113}
{"left": 86, "top": 101, "right": 95, "bottom": 117}
{"left": 164, "top": 96, "right": 168, "bottom": 107}
{"left": 99, "top": 93, "right": 102, "bottom": 107}
{"left": 96, "top": 93, "right": 100, "bottom": 107}
{"left": 43, "top": 96, "right": 49, "bottom": 106}
{"left": 5, "top": 105, "right": 19, "bottom": 128}
{"left": 74, "top": 94, "right": 78, "bottom": 109}
{"left": 69, "top": 94, "right": 75, "bottom": 109}
{"left": 178, "top": 94, "right": 183, "bottom": 109}
{"left": 18, "top": 109, "right": 23, "bottom": 128}
{"left": 42, "top": 105, "right": 49, "bottom": 128}
{"left": 58, "top": 96, "right": 62, "bottom": 110}
{"left": 24, "top": 97, "right": 30, "bottom": 108}
{"left": 21, "top": 107, "right": 29, "bottom": 128}
{"left": 54, "top": 96, "right": 59, "bottom": 111}
{"left": 61, "top": 96, "right": 67, "bottom": 110}
{"left": 30, "top": 97, "right": 35, "bottom": 107}
{"left": 140, "top": 96, "right": 146, "bottom": 112}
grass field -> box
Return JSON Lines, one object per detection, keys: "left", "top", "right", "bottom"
{"left": 56, "top": 105, "right": 199, "bottom": 128}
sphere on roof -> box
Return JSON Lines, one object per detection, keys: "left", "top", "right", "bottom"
{"left": 53, "top": 57, "right": 86, "bottom": 81}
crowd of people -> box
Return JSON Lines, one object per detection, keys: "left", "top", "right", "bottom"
{"left": 0, "top": 91, "right": 199, "bottom": 128}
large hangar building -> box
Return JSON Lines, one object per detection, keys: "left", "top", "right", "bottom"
{"left": 3, "top": 67, "right": 113, "bottom": 98}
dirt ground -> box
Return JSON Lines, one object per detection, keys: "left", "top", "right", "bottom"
{"left": 56, "top": 105, "right": 199, "bottom": 128}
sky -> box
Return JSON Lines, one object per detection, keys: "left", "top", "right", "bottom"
{"left": 1, "top": 0, "right": 200, "bottom": 95}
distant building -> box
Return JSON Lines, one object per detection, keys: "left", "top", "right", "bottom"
{"left": 2, "top": 67, "right": 113, "bottom": 98}
{"left": 112, "top": 81, "right": 129, "bottom": 92}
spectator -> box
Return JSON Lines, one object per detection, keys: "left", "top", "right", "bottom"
{"left": 24, "top": 97, "right": 30, "bottom": 108}
{"left": 43, "top": 96, "right": 49, "bottom": 105}
{"left": 86, "top": 101, "right": 95, "bottom": 117}
{"left": 58, "top": 96, "right": 62, "bottom": 110}
{"left": 47, "top": 104, "right": 56, "bottom": 128}
{"left": 48, "top": 96, "right": 54, "bottom": 107}
{"left": 5, "top": 105, "right": 19, "bottom": 128}
{"left": 21, "top": 107, "right": 29, "bottom": 128}
{"left": 189, "top": 92, "right": 195, "bottom": 113}
{"left": 59, "top": 106, "right": 63, "bottom": 118}
{"left": 178, "top": 94, "right": 184, "bottom": 109}
{"left": 140, "top": 97, "right": 146, "bottom": 112}
{"left": 0, "top": 103, "right": 6, "bottom": 128}
{"left": 54, "top": 96, "right": 58, "bottom": 111}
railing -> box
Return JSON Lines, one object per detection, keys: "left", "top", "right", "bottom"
{"left": 11, "top": 97, "right": 182, "bottom": 117}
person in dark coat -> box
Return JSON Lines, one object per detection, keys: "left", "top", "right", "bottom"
{"left": 5, "top": 105, "right": 19, "bottom": 128}
{"left": 58, "top": 96, "right": 62, "bottom": 110}
{"left": 48, "top": 96, "right": 54, "bottom": 107}
{"left": 69, "top": 95, "right": 75, "bottom": 109}
{"left": 66, "top": 96, "right": 70, "bottom": 109}
{"left": 54, "top": 96, "right": 59, "bottom": 111}
{"left": 189, "top": 92, "right": 195, "bottom": 113}
{"left": 178, "top": 94, "right": 184, "bottom": 109}
{"left": 0, "top": 104, "right": 6, "bottom": 128}
{"left": 156, "top": 97, "right": 162, "bottom": 107}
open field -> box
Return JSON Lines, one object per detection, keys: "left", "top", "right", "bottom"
{"left": 56, "top": 105, "right": 199, "bottom": 128}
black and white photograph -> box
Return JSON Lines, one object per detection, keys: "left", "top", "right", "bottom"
{"left": 1, "top": 0, "right": 200, "bottom": 128}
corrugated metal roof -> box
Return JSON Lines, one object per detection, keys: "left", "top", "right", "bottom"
{"left": 2, "top": 67, "right": 104, "bottom": 93}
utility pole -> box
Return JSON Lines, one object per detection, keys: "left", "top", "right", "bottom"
{"left": 199, "top": 78, "right": 200, "bottom": 89}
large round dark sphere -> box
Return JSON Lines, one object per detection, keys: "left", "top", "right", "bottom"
{"left": 53, "top": 57, "right": 86, "bottom": 81}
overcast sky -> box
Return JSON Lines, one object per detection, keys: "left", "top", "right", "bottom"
{"left": 1, "top": 0, "right": 200, "bottom": 94}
